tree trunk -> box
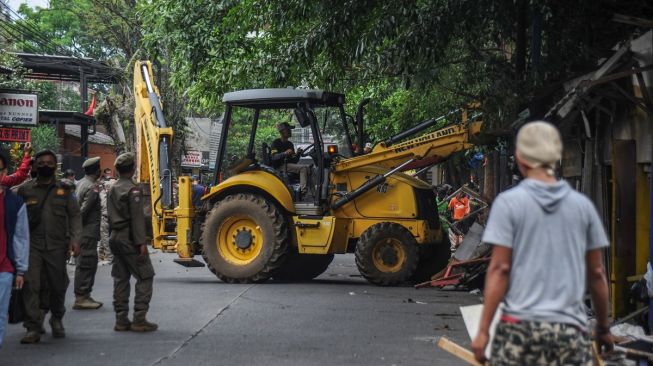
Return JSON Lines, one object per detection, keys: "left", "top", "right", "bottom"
{"left": 515, "top": 0, "right": 527, "bottom": 80}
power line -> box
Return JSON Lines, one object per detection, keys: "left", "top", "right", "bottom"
{"left": 2, "top": 3, "right": 65, "bottom": 50}
{"left": 0, "top": 20, "right": 60, "bottom": 54}
{"left": 0, "top": 2, "right": 74, "bottom": 56}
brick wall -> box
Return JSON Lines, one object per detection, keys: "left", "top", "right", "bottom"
{"left": 60, "top": 133, "right": 117, "bottom": 175}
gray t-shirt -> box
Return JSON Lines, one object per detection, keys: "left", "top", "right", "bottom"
{"left": 482, "top": 179, "right": 609, "bottom": 328}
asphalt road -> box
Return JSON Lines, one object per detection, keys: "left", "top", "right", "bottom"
{"left": 1, "top": 252, "right": 480, "bottom": 366}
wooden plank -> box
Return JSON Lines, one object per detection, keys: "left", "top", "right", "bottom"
{"left": 592, "top": 342, "right": 605, "bottom": 366}
{"left": 612, "top": 140, "right": 637, "bottom": 317}
{"left": 556, "top": 43, "right": 630, "bottom": 119}
{"left": 581, "top": 139, "right": 594, "bottom": 196}
{"left": 562, "top": 139, "right": 583, "bottom": 177}
{"left": 437, "top": 337, "right": 482, "bottom": 366}
{"left": 584, "top": 64, "right": 653, "bottom": 88}
{"left": 635, "top": 71, "right": 653, "bottom": 113}
{"left": 612, "top": 14, "right": 653, "bottom": 28}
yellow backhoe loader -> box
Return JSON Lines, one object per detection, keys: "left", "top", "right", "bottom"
{"left": 134, "top": 60, "right": 482, "bottom": 285}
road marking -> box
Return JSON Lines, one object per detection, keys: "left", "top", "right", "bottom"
{"left": 150, "top": 284, "right": 256, "bottom": 365}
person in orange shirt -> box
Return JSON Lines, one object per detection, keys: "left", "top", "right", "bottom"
{"left": 448, "top": 191, "right": 470, "bottom": 221}
{"left": 448, "top": 191, "right": 470, "bottom": 249}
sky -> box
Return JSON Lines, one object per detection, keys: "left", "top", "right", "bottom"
{"left": 6, "top": 0, "right": 49, "bottom": 13}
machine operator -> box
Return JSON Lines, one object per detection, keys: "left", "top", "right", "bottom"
{"left": 270, "top": 122, "right": 308, "bottom": 196}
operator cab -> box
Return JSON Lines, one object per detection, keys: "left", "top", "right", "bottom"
{"left": 214, "top": 88, "right": 353, "bottom": 207}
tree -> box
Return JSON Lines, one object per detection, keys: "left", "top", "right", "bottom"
{"left": 5, "top": 0, "right": 189, "bottom": 170}
{"left": 30, "top": 124, "right": 60, "bottom": 152}
{"left": 139, "top": 0, "right": 653, "bottom": 139}
{"left": 13, "top": 0, "right": 142, "bottom": 61}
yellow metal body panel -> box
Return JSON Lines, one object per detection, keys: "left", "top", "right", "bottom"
{"left": 203, "top": 170, "right": 295, "bottom": 213}
{"left": 350, "top": 169, "right": 422, "bottom": 218}
{"left": 174, "top": 176, "right": 195, "bottom": 258}
{"left": 328, "top": 166, "right": 442, "bottom": 246}
{"left": 293, "top": 216, "right": 350, "bottom": 254}
{"left": 133, "top": 61, "right": 176, "bottom": 249}
{"left": 329, "top": 167, "right": 430, "bottom": 216}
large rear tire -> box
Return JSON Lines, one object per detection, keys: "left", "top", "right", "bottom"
{"left": 355, "top": 222, "right": 419, "bottom": 286}
{"left": 273, "top": 251, "right": 334, "bottom": 282}
{"left": 201, "top": 193, "right": 288, "bottom": 283}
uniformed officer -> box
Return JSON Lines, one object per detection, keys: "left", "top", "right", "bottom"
{"left": 108, "top": 153, "right": 157, "bottom": 332}
{"left": 73, "top": 156, "right": 103, "bottom": 310}
{"left": 17, "top": 150, "right": 82, "bottom": 344}
{"left": 98, "top": 168, "right": 116, "bottom": 263}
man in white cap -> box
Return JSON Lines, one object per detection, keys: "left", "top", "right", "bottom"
{"left": 73, "top": 156, "right": 103, "bottom": 310}
{"left": 363, "top": 142, "right": 372, "bottom": 154}
{"left": 471, "top": 121, "right": 613, "bottom": 364}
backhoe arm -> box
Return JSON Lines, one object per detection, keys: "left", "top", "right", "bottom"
{"left": 334, "top": 119, "right": 482, "bottom": 174}
{"left": 133, "top": 61, "right": 194, "bottom": 258}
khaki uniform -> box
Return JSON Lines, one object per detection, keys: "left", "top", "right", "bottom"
{"left": 74, "top": 175, "right": 101, "bottom": 296}
{"left": 17, "top": 179, "right": 81, "bottom": 332}
{"left": 98, "top": 178, "right": 115, "bottom": 261}
{"left": 107, "top": 177, "right": 154, "bottom": 322}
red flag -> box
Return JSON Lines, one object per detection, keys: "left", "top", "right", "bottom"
{"left": 84, "top": 93, "right": 97, "bottom": 116}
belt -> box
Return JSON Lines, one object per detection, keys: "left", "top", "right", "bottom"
{"left": 499, "top": 316, "right": 585, "bottom": 334}
{"left": 500, "top": 314, "right": 521, "bottom": 324}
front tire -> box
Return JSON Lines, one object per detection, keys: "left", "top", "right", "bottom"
{"left": 201, "top": 193, "right": 288, "bottom": 283}
{"left": 355, "top": 222, "right": 419, "bottom": 286}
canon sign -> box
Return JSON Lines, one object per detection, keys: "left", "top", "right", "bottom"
{"left": 0, "top": 97, "right": 34, "bottom": 107}
{"left": 0, "top": 93, "right": 38, "bottom": 126}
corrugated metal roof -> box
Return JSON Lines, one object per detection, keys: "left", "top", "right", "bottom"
{"left": 64, "top": 125, "right": 114, "bottom": 145}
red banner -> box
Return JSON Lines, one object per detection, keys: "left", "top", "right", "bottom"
{"left": 0, "top": 128, "right": 31, "bottom": 142}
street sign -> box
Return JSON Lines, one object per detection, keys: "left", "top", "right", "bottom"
{"left": 208, "top": 117, "right": 223, "bottom": 170}
{"left": 201, "top": 151, "right": 210, "bottom": 168}
{"left": 0, "top": 128, "right": 31, "bottom": 142}
{"left": 181, "top": 150, "right": 202, "bottom": 167}
{"left": 0, "top": 93, "right": 38, "bottom": 126}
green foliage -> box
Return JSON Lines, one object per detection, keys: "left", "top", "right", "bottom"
{"left": 4, "top": 0, "right": 652, "bottom": 160}
{"left": 0, "top": 142, "right": 26, "bottom": 171}
{"left": 222, "top": 109, "right": 288, "bottom": 172}
{"left": 30, "top": 125, "right": 60, "bottom": 152}
{"left": 5, "top": 0, "right": 190, "bottom": 171}
{"left": 139, "top": 0, "right": 652, "bottom": 138}
{"left": 14, "top": 0, "right": 142, "bottom": 61}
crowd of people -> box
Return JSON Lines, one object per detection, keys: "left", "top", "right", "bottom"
{"left": 0, "top": 146, "right": 157, "bottom": 348}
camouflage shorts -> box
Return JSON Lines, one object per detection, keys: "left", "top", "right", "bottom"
{"left": 490, "top": 319, "right": 592, "bottom": 366}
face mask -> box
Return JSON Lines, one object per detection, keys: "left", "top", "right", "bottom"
{"left": 37, "top": 166, "right": 55, "bottom": 178}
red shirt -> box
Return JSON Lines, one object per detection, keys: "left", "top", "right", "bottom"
{"left": 1, "top": 154, "right": 30, "bottom": 188}
{"left": 0, "top": 190, "right": 12, "bottom": 273}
